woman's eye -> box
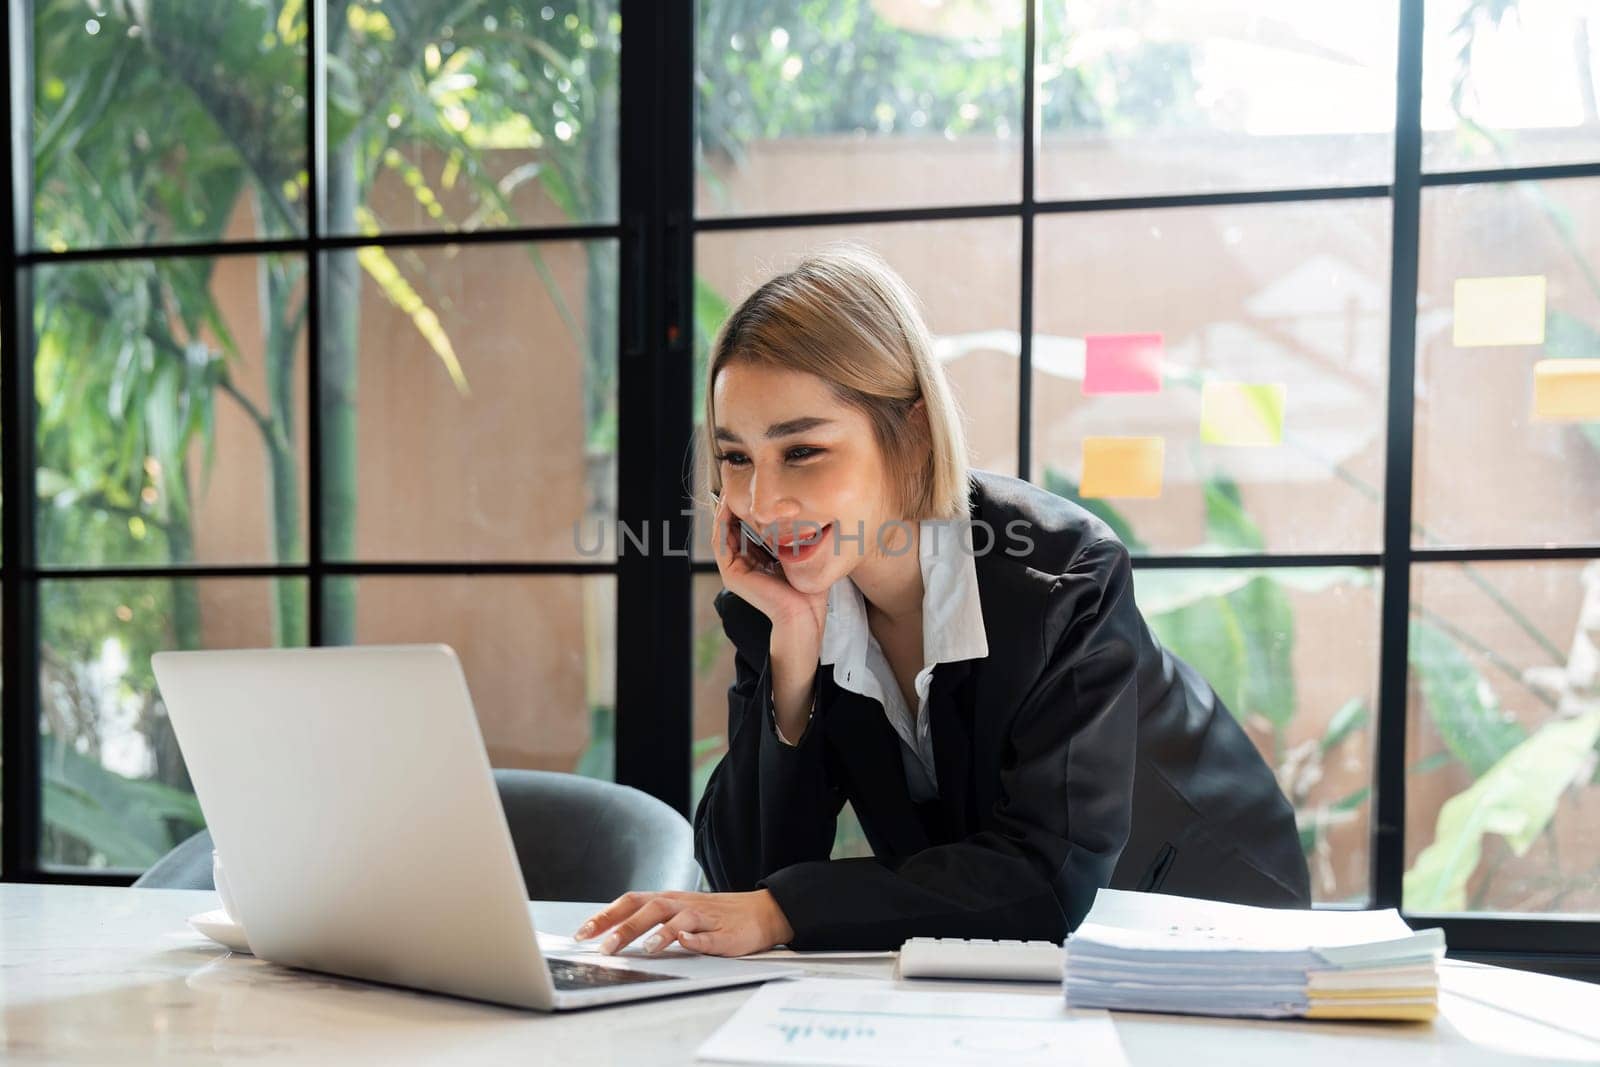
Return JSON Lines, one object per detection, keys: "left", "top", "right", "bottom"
{"left": 717, "top": 447, "right": 820, "bottom": 466}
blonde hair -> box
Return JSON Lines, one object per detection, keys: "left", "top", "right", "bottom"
{"left": 699, "top": 244, "right": 972, "bottom": 521}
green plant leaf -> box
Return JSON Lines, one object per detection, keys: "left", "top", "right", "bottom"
{"left": 1409, "top": 618, "right": 1527, "bottom": 777}
{"left": 1228, "top": 574, "right": 1296, "bottom": 730}
{"left": 1546, "top": 309, "right": 1600, "bottom": 361}
{"left": 1203, "top": 475, "right": 1263, "bottom": 552}
{"left": 691, "top": 737, "right": 728, "bottom": 813}
{"left": 43, "top": 779, "right": 165, "bottom": 868}
{"left": 692, "top": 735, "right": 726, "bottom": 760}
{"left": 695, "top": 623, "right": 725, "bottom": 677}
{"left": 1147, "top": 569, "right": 1295, "bottom": 730}
{"left": 355, "top": 241, "right": 471, "bottom": 396}
{"left": 41, "top": 734, "right": 203, "bottom": 867}
{"left": 573, "top": 704, "right": 614, "bottom": 781}
{"left": 830, "top": 801, "right": 872, "bottom": 860}
{"left": 1321, "top": 698, "right": 1369, "bottom": 753}
{"left": 1411, "top": 751, "right": 1454, "bottom": 775}
{"left": 693, "top": 275, "right": 732, "bottom": 422}
{"left": 1133, "top": 569, "right": 1255, "bottom": 615}
{"left": 1138, "top": 556, "right": 1367, "bottom": 605}
{"left": 1404, "top": 710, "right": 1600, "bottom": 912}
{"left": 1272, "top": 567, "right": 1374, "bottom": 593}
{"left": 1149, "top": 591, "right": 1248, "bottom": 721}
{"left": 145, "top": 365, "right": 186, "bottom": 516}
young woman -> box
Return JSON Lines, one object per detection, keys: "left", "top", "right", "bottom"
{"left": 575, "top": 246, "right": 1308, "bottom": 958}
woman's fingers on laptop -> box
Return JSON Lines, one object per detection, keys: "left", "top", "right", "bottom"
{"left": 575, "top": 890, "right": 677, "bottom": 943}
{"left": 578, "top": 889, "right": 791, "bottom": 957}
{"left": 663, "top": 892, "right": 793, "bottom": 957}
{"left": 594, "top": 895, "right": 681, "bottom": 955}
{"left": 628, "top": 903, "right": 738, "bottom": 957}
{"left": 644, "top": 908, "right": 706, "bottom": 955}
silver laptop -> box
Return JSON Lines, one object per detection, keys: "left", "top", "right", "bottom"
{"left": 151, "top": 644, "right": 801, "bottom": 1011}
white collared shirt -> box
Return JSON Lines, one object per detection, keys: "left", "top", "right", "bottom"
{"left": 817, "top": 518, "right": 990, "bottom": 802}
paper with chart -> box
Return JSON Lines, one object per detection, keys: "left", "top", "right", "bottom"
{"left": 696, "top": 978, "right": 1129, "bottom": 1067}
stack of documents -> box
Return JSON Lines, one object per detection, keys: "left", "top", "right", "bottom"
{"left": 1062, "top": 889, "right": 1445, "bottom": 1021}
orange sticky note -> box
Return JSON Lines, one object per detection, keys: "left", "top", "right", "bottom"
{"left": 1534, "top": 359, "right": 1600, "bottom": 420}
{"left": 1200, "top": 382, "right": 1287, "bottom": 446}
{"left": 1080, "top": 437, "right": 1165, "bottom": 499}
{"left": 1453, "top": 275, "right": 1547, "bottom": 347}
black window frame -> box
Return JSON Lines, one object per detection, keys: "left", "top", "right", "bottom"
{"left": 2, "top": 0, "right": 1597, "bottom": 979}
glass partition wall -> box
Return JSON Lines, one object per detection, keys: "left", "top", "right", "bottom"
{"left": 3, "top": 0, "right": 1597, "bottom": 974}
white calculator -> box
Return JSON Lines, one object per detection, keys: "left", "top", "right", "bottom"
{"left": 897, "top": 937, "right": 1065, "bottom": 982}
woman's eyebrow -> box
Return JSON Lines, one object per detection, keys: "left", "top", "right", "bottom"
{"left": 714, "top": 416, "right": 835, "bottom": 443}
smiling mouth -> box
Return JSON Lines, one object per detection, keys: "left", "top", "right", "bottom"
{"left": 772, "top": 523, "right": 831, "bottom": 551}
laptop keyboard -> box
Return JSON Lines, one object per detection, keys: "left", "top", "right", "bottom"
{"left": 546, "top": 957, "right": 678, "bottom": 991}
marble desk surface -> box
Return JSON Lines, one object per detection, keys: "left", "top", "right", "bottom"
{"left": 4, "top": 884, "right": 1600, "bottom": 1065}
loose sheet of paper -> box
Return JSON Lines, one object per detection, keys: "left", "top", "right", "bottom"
{"left": 697, "top": 978, "right": 1129, "bottom": 1067}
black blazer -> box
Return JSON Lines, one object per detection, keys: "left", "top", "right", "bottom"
{"left": 694, "top": 468, "right": 1309, "bottom": 950}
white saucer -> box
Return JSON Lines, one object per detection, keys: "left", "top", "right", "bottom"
{"left": 187, "top": 909, "right": 252, "bottom": 954}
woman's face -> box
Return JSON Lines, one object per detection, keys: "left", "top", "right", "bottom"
{"left": 711, "top": 362, "right": 900, "bottom": 595}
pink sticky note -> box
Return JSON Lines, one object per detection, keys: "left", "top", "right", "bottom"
{"left": 1083, "top": 333, "right": 1164, "bottom": 395}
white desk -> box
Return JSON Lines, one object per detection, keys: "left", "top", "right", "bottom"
{"left": 3, "top": 885, "right": 1598, "bottom": 1065}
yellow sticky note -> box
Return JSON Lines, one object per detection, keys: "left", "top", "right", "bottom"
{"left": 1200, "top": 382, "right": 1286, "bottom": 446}
{"left": 1534, "top": 359, "right": 1600, "bottom": 420}
{"left": 1081, "top": 437, "right": 1164, "bottom": 499}
{"left": 1453, "top": 275, "right": 1547, "bottom": 347}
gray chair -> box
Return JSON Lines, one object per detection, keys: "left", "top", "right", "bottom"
{"left": 133, "top": 769, "right": 704, "bottom": 901}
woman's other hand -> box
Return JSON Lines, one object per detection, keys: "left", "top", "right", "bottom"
{"left": 711, "top": 495, "right": 828, "bottom": 649}
{"left": 572, "top": 888, "right": 796, "bottom": 957}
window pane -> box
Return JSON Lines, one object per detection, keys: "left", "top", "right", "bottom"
{"left": 319, "top": 240, "right": 616, "bottom": 564}
{"left": 1406, "top": 561, "right": 1600, "bottom": 915}
{"left": 1036, "top": 2, "right": 1396, "bottom": 201}
{"left": 696, "top": 0, "right": 1025, "bottom": 217}
{"left": 691, "top": 572, "right": 871, "bottom": 859}
{"left": 40, "top": 577, "right": 302, "bottom": 870}
{"left": 1414, "top": 180, "right": 1600, "bottom": 549}
{"left": 33, "top": 1, "right": 307, "bottom": 247}
{"left": 1423, "top": 0, "right": 1600, "bottom": 173}
{"left": 1031, "top": 201, "right": 1390, "bottom": 556}
{"left": 327, "top": 1, "right": 618, "bottom": 234}
{"left": 326, "top": 576, "right": 613, "bottom": 779}
{"left": 1133, "top": 566, "right": 1380, "bottom": 905}
{"left": 691, "top": 219, "right": 1021, "bottom": 562}
{"left": 35, "top": 255, "right": 309, "bottom": 573}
